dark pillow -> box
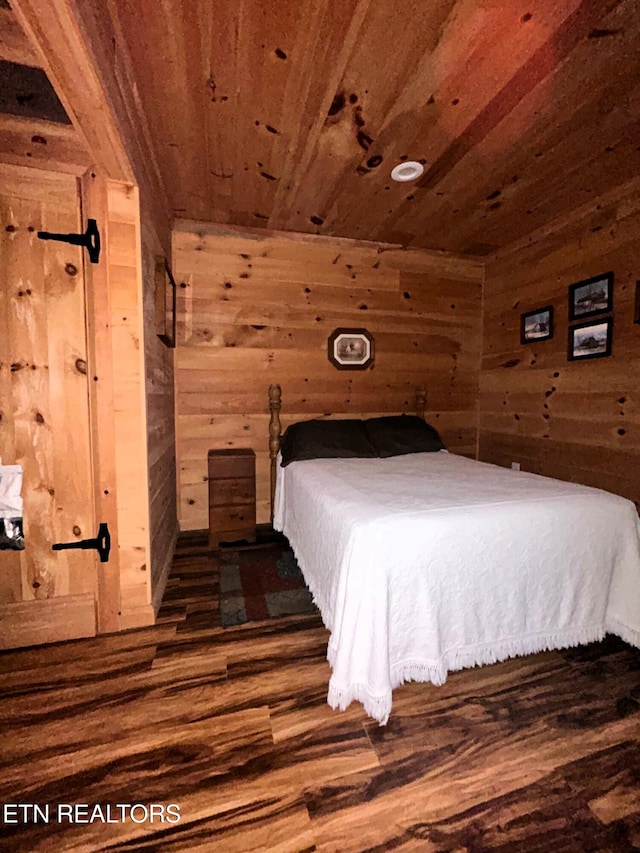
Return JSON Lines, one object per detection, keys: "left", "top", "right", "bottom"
{"left": 364, "top": 414, "right": 444, "bottom": 457}
{"left": 279, "top": 419, "right": 377, "bottom": 467}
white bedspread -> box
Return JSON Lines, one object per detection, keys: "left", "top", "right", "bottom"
{"left": 273, "top": 452, "right": 640, "bottom": 723}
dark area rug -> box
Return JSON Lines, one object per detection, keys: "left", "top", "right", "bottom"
{"left": 219, "top": 543, "right": 318, "bottom": 627}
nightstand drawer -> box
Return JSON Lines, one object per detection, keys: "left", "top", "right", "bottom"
{"left": 209, "top": 504, "right": 255, "bottom": 532}
{"left": 209, "top": 477, "right": 254, "bottom": 507}
{"left": 208, "top": 449, "right": 254, "bottom": 479}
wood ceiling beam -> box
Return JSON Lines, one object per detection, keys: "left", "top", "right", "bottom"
{"left": 0, "top": 6, "right": 41, "bottom": 67}
{"left": 11, "top": 0, "right": 171, "bottom": 249}
{"left": 10, "top": 0, "right": 134, "bottom": 180}
{"left": 0, "top": 113, "right": 90, "bottom": 174}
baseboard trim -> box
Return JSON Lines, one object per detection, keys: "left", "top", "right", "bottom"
{"left": 119, "top": 604, "right": 155, "bottom": 631}
{"left": 0, "top": 594, "right": 96, "bottom": 650}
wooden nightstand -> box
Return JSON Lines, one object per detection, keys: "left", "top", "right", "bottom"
{"left": 207, "top": 448, "right": 257, "bottom": 549}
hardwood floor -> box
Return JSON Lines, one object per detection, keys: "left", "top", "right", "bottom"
{"left": 1, "top": 532, "right": 639, "bottom": 852}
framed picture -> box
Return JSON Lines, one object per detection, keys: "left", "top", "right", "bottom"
{"left": 521, "top": 306, "right": 553, "bottom": 344}
{"left": 568, "top": 271, "right": 613, "bottom": 320}
{"left": 568, "top": 317, "right": 612, "bottom": 362}
{"left": 155, "top": 256, "right": 177, "bottom": 348}
{"left": 327, "top": 328, "right": 374, "bottom": 370}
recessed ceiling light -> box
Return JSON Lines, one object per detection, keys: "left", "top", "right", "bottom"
{"left": 390, "top": 161, "right": 424, "bottom": 182}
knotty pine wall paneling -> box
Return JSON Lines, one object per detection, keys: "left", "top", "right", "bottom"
{"left": 174, "top": 223, "right": 483, "bottom": 529}
{"left": 479, "top": 176, "right": 640, "bottom": 508}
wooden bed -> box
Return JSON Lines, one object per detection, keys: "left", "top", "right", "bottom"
{"left": 267, "top": 382, "right": 427, "bottom": 518}
{"left": 266, "top": 385, "right": 640, "bottom": 724}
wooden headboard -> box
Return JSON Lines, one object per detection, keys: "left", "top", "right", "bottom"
{"left": 267, "top": 384, "right": 427, "bottom": 521}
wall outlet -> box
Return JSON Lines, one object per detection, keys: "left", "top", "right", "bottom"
{"left": 511, "top": 462, "right": 521, "bottom": 471}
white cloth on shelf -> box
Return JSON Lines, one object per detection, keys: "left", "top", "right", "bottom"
{"left": 0, "top": 465, "right": 23, "bottom": 518}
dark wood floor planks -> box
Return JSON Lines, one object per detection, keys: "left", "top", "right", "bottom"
{"left": 0, "top": 532, "right": 639, "bottom": 852}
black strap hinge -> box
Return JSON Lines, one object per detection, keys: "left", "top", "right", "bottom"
{"left": 37, "top": 218, "right": 101, "bottom": 264}
{"left": 52, "top": 522, "right": 111, "bottom": 562}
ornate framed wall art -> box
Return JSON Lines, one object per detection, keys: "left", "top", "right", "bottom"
{"left": 327, "top": 328, "right": 374, "bottom": 370}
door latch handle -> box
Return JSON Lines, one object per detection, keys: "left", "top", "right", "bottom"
{"left": 37, "top": 218, "right": 101, "bottom": 264}
{"left": 52, "top": 522, "right": 111, "bottom": 562}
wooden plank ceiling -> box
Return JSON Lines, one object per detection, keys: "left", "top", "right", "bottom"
{"left": 2, "top": 0, "right": 638, "bottom": 254}
{"left": 110, "top": 0, "right": 640, "bottom": 256}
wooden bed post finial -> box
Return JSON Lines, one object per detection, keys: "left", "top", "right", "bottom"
{"left": 268, "top": 384, "right": 282, "bottom": 523}
{"left": 416, "top": 386, "right": 426, "bottom": 420}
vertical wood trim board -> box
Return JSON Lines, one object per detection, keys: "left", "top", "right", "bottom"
{"left": 173, "top": 222, "right": 483, "bottom": 529}
{"left": 105, "top": 179, "right": 153, "bottom": 626}
{"left": 479, "top": 176, "right": 640, "bottom": 508}
{"left": 80, "top": 169, "right": 122, "bottom": 633}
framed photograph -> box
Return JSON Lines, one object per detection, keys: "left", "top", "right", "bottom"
{"left": 521, "top": 306, "right": 553, "bottom": 344}
{"left": 327, "top": 328, "right": 374, "bottom": 370}
{"left": 155, "top": 256, "right": 177, "bottom": 348}
{"left": 568, "top": 271, "right": 613, "bottom": 320}
{"left": 568, "top": 317, "right": 612, "bottom": 362}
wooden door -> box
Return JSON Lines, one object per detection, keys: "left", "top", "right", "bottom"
{"left": 0, "top": 165, "right": 100, "bottom": 649}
